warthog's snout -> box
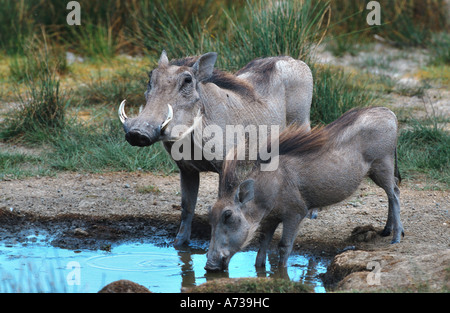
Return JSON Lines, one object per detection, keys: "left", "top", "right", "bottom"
{"left": 204, "top": 262, "right": 222, "bottom": 272}
{"left": 204, "top": 259, "right": 227, "bottom": 272}
{"left": 119, "top": 100, "right": 173, "bottom": 147}
{"left": 125, "top": 127, "right": 160, "bottom": 147}
{"left": 205, "top": 252, "right": 230, "bottom": 272}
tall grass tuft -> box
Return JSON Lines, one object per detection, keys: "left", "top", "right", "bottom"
{"left": 1, "top": 35, "right": 68, "bottom": 143}
{"left": 133, "top": 0, "right": 329, "bottom": 70}
{"left": 225, "top": 0, "right": 329, "bottom": 67}
{"left": 0, "top": 76, "right": 67, "bottom": 144}
{"left": 9, "top": 34, "right": 68, "bottom": 83}
{"left": 67, "top": 23, "right": 117, "bottom": 60}
{"left": 310, "top": 65, "right": 376, "bottom": 125}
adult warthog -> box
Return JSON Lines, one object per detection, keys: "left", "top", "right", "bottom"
{"left": 205, "top": 107, "right": 403, "bottom": 271}
{"left": 118, "top": 51, "right": 313, "bottom": 247}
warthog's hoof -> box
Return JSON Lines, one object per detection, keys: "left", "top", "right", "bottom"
{"left": 390, "top": 230, "right": 405, "bottom": 244}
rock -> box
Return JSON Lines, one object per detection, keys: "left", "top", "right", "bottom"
{"left": 323, "top": 249, "right": 450, "bottom": 292}
{"left": 98, "top": 280, "right": 151, "bottom": 293}
{"left": 349, "top": 225, "right": 379, "bottom": 242}
{"left": 66, "top": 52, "right": 84, "bottom": 64}
{"left": 73, "top": 228, "right": 89, "bottom": 237}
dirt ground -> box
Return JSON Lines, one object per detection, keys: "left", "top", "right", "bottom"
{"left": 1, "top": 171, "right": 449, "bottom": 291}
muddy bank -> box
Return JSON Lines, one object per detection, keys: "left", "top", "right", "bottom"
{"left": 1, "top": 172, "right": 449, "bottom": 291}
{"left": 0, "top": 206, "right": 210, "bottom": 251}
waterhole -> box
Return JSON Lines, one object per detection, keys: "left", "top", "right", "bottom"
{"left": 0, "top": 234, "right": 328, "bottom": 293}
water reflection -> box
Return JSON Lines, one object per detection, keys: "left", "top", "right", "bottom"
{"left": 176, "top": 245, "right": 207, "bottom": 289}
{"left": 174, "top": 244, "right": 327, "bottom": 292}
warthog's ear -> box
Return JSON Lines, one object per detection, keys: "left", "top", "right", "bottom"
{"left": 158, "top": 50, "right": 169, "bottom": 67}
{"left": 235, "top": 179, "right": 254, "bottom": 205}
{"left": 193, "top": 52, "right": 217, "bottom": 82}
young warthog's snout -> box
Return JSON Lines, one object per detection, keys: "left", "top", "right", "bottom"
{"left": 204, "top": 252, "right": 230, "bottom": 272}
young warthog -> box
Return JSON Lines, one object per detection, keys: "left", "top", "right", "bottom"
{"left": 205, "top": 107, "right": 403, "bottom": 271}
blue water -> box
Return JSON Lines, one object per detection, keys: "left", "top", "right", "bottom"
{"left": 0, "top": 234, "right": 328, "bottom": 293}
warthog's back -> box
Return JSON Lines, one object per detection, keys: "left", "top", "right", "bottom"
{"left": 280, "top": 107, "right": 398, "bottom": 208}
{"left": 236, "top": 56, "right": 313, "bottom": 127}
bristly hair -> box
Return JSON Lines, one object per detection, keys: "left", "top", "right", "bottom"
{"left": 220, "top": 125, "right": 328, "bottom": 196}
{"left": 170, "top": 56, "right": 255, "bottom": 98}
{"left": 219, "top": 150, "right": 239, "bottom": 197}
{"left": 259, "top": 124, "right": 328, "bottom": 163}
{"left": 219, "top": 147, "right": 254, "bottom": 197}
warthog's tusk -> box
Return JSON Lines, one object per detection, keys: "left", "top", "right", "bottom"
{"left": 139, "top": 105, "right": 144, "bottom": 114}
{"left": 161, "top": 104, "right": 173, "bottom": 131}
{"left": 177, "top": 108, "right": 202, "bottom": 141}
{"left": 118, "top": 100, "right": 128, "bottom": 124}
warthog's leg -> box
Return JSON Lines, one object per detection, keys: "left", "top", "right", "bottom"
{"left": 387, "top": 185, "right": 403, "bottom": 243}
{"left": 278, "top": 213, "right": 304, "bottom": 267}
{"left": 369, "top": 157, "right": 404, "bottom": 244}
{"left": 255, "top": 219, "right": 280, "bottom": 268}
{"left": 174, "top": 169, "right": 200, "bottom": 247}
{"left": 380, "top": 184, "right": 403, "bottom": 243}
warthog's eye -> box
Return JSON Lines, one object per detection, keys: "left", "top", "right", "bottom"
{"left": 184, "top": 76, "right": 192, "bottom": 84}
{"left": 222, "top": 210, "right": 233, "bottom": 224}
{"left": 180, "top": 74, "right": 194, "bottom": 93}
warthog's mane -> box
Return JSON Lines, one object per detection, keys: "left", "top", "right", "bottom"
{"left": 170, "top": 56, "right": 255, "bottom": 99}
{"left": 262, "top": 124, "right": 327, "bottom": 161}
{"left": 220, "top": 124, "right": 327, "bottom": 196}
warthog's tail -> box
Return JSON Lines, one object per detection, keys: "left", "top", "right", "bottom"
{"left": 394, "top": 147, "right": 402, "bottom": 185}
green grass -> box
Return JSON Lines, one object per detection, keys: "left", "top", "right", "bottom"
{"left": 137, "top": 184, "right": 161, "bottom": 194}
{"left": 8, "top": 36, "right": 69, "bottom": 83}
{"left": 325, "top": 0, "right": 448, "bottom": 56}
{"left": 0, "top": 121, "right": 177, "bottom": 180}
{"left": 397, "top": 122, "right": 450, "bottom": 187}
{"left": 428, "top": 32, "right": 450, "bottom": 66}
{"left": 46, "top": 121, "right": 176, "bottom": 174}
{"left": 75, "top": 68, "right": 148, "bottom": 107}
{"left": 0, "top": 150, "right": 47, "bottom": 180}
{"left": 67, "top": 22, "right": 117, "bottom": 61}
{"left": 190, "top": 277, "right": 313, "bottom": 293}
{"left": 0, "top": 73, "right": 68, "bottom": 144}
{"left": 225, "top": 0, "right": 328, "bottom": 65}
{"left": 311, "top": 65, "right": 376, "bottom": 125}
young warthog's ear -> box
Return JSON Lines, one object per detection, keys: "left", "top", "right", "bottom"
{"left": 158, "top": 50, "right": 169, "bottom": 67}
{"left": 193, "top": 52, "right": 217, "bottom": 82}
{"left": 234, "top": 179, "right": 254, "bottom": 205}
